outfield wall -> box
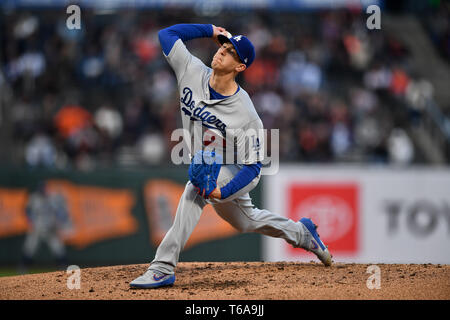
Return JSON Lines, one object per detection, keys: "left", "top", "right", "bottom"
{"left": 0, "top": 167, "right": 261, "bottom": 267}
{"left": 2, "top": 165, "right": 449, "bottom": 267}
{"left": 263, "top": 165, "right": 450, "bottom": 264}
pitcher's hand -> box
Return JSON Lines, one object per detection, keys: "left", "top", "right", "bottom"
{"left": 208, "top": 187, "right": 222, "bottom": 199}
{"left": 212, "top": 25, "right": 230, "bottom": 47}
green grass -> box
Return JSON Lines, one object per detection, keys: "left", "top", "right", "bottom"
{"left": 0, "top": 267, "right": 59, "bottom": 277}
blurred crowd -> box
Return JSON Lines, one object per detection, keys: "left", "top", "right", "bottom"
{"left": 0, "top": 7, "right": 443, "bottom": 170}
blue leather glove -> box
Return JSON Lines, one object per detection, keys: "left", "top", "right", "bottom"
{"left": 189, "top": 150, "right": 222, "bottom": 198}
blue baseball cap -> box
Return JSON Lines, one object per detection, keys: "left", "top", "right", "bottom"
{"left": 217, "top": 34, "right": 256, "bottom": 68}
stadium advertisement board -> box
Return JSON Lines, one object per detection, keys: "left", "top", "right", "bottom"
{"left": 0, "top": 167, "right": 262, "bottom": 265}
{"left": 263, "top": 166, "right": 450, "bottom": 264}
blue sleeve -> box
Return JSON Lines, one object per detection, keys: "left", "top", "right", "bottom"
{"left": 158, "top": 24, "right": 214, "bottom": 56}
{"left": 220, "top": 162, "right": 262, "bottom": 199}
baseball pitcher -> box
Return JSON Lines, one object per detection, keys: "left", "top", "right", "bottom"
{"left": 130, "top": 24, "right": 332, "bottom": 288}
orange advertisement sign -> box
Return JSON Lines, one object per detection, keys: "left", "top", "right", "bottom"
{"left": 46, "top": 180, "right": 137, "bottom": 249}
{"left": 144, "top": 180, "right": 237, "bottom": 249}
{"left": 0, "top": 189, "right": 29, "bottom": 238}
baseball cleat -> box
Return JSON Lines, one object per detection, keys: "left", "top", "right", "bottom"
{"left": 129, "top": 269, "right": 175, "bottom": 289}
{"left": 299, "top": 217, "right": 333, "bottom": 267}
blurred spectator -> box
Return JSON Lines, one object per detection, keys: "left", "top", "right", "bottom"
{"left": 405, "top": 79, "right": 434, "bottom": 111}
{"left": 53, "top": 104, "right": 92, "bottom": 139}
{"left": 94, "top": 104, "right": 123, "bottom": 140}
{"left": 137, "top": 132, "right": 166, "bottom": 165}
{"left": 80, "top": 46, "right": 104, "bottom": 80}
{"left": 329, "top": 98, "right": 352, "bottom": 159}
{"left": 350, "top": 87, "right": 378, "bottom": 116}
{"left": 280, "top": 51, "right": 322, "bottom": 96}
{"left": 331, "top": 122, "right": 352, "bottom": 158}
{"left": 25, "top": 133, "right": 56, "bottom": 168}
{"left": 243, "top": 58, "right": 279, "bottom": 92}
{"left": 363, "top": 64, "right": 392, "bottom": 90}
{"left": 343, "top": 31, "right": 371, "bottom": 70}
{"left": 253, "top": 90, "right": 283, "bottom": 129}
{"left": 389, "top": 68, "right": 410, "bottom": 96}
{"left": 387, "top": 128, "right": 414, "bottom": 165}
{"left": 53, "top": 104, "right": 100, "bottom": 168}
{"left": 354, "top": 116, "right": 384, "bottom": 151}
{"left": 123, "top": 97, "right": 148, "bottom": 142}
{"left": 148, "top": 69, "right": 177, "bottom": 105}
{"left": 13, "top": 14, "right": 39, "bottom": 39}
{"left": 67, "top": 126, "right": 99, "bottom": 158}
{"left": 11, "top": 97, "right": 38, "bottom": 141}
{"left": 247, "top": 21, "right": 272, "bottom": 53}
{"left": 5, "top": 50, "right": 46, "bottom": 82}
{"left": 132, "top": 29, "right": 160, "bottom": 64}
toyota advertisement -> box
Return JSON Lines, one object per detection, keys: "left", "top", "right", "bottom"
{"left": 263, "top": 166, "right": 450, "bottom": 264}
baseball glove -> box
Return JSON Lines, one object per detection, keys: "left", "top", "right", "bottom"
{"left": 188, "top": 150, "right": 222, "bottom": 198}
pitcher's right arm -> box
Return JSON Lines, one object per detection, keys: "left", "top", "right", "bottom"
{"left": 158, "top": 24, "right": 227, "bottom": 81}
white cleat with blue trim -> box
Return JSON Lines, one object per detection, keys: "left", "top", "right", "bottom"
{"left": 129, "top": 269, "right": 175, "bottom": 289}
{"left": 299, "top": 217, "right": 333, "bottom": 267}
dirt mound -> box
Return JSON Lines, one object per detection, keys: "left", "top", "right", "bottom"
{"left": 0, "top": 262, "right": 449, "bottom": 300}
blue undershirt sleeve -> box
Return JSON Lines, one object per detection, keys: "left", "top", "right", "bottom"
{"left": 220, "top": 162, "right": 262, "bottom": 199}
{"left": 158, "top": 24, "right": 214, "bottom": 56}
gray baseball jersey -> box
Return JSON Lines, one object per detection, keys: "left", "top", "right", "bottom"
{"left": 147, "top": 36, "right": 306, "bottom": 275}
{"left": 165, "top": 38, "right": 264, "bottom": 166}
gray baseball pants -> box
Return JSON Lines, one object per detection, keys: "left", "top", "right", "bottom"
{"left": 149, "top": 164, "right": 305, "bottom": 275}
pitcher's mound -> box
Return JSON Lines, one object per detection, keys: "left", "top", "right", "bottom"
{"left": 0, "top": 262, "right": 449, "bottom": 300}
